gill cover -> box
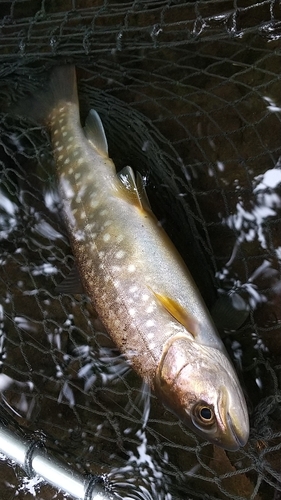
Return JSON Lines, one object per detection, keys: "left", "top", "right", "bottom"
{"left": 154, "top": 334, "right": 216, "bottom": 430}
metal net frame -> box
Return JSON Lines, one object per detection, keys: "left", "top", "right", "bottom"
{"left": 1, "top": 0, "right": 281, "bottom": 499}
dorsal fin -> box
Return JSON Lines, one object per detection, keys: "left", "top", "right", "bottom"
{"left": 153, "top": 291, "right": 199, "bottom": 338}
{"left": 117, "top": 166, "right": 151, "bottom": 212}
{"left": 84, "top": 109, "right": 108, "bottom": 157}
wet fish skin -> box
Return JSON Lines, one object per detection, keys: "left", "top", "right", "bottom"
{"left": 155, "top": 334, "right": 248, "bottom": 449}
{"left": 25, "top": 66, "right": 249, "bottom": 450}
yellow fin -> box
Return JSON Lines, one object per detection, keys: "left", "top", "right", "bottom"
{"left": 153, "top": 292, "right": 198, "bottom": 338}
{"left": 117, "top": 166, "right": 151, "bottom": 212}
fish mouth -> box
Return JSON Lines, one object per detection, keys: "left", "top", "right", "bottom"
{"left": 226, "top": 411, "right": 248, "bottom": 449}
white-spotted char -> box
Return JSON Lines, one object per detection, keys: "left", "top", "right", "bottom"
{"left": 22, "top": 66, "right": 249, "bottom": 450}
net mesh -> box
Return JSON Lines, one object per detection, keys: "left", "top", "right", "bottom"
{"left": 1, "top": 0, "right": 281, "bottom": 498}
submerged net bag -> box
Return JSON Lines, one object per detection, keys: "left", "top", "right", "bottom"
{"left": 1, "top": 0, "right": 281, "bottom": 498}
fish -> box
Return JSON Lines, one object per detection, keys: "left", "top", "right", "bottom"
{"left": 18, "top": 65, "right": 249, "bottom": 450}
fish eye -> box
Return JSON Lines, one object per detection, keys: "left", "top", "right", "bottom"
{"left": 200, "top": 407, "right": 212, "bottom": 421}
{"left": 191, "top": 401, "right": 216, "bottom": 430}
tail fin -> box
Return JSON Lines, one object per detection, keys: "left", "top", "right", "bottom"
{"left": 13, "top": 65, "right": 78, "bottom": 124}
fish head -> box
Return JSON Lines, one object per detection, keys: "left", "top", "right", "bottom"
{"left": 155, "top": 335, "right": 249, "bottom": 450}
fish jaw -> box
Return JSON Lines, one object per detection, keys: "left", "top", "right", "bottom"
{"left": 154, "top": 334, "right": 249, "bottom": 450}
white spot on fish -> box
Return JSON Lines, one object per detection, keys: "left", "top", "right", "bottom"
{"left": 85, "top": 222, "right": 96, "bottom": 231}
{"left": 75, "top": 230, "right": 85, "bottom": 241}
{"left": 146, "top": 319, "right": 155, "bottom": 328}
{"left": 59, "top": 107, "right": 65, "bottom": 112}
{"left": 53, "top": 129, "right": 59, "bottom": 135}
{"left": 98, "top": 251, "right": 105, "bottom": 258}
{"left": 73, "top": 150, "right": 79, "bottom": 157}
{"left": 103, "top": 220, "right": 112, "bottom": 228}
{"left": 72, "top": 208, "right": 77, "bottom": 215}
{"left": 90, "top": 199, "right": 99, "bottom": 209}
{"left": 54, "top": 141, "right": 60, "bottom": 146}
{"left": 62, "top": 131, "right": 67, "bottom": 137}
{"left": 149, "top": 342, "right": 156, "bottom": 349}
{"left": 68, "top": 168, "right": 73, "bottom": 174}
{"left": 78, "top": 158, "right": 83, "bottom": 165}
{"left": 147, "top": 332, "right": 154, "bottom": 339}
{"left": 76, "top": 195, "right": 81, "bottom": 203}
{"left": 129, "top": 285, "right": 138, "bottom": 294}
{"left": 100, "top": 209, "right": 108, "bottom": 216}
{"left": 58, "top": 154, "right": 64, "bottom": 160}
{"left": 115, "top": 250, "right": 125, "bottom": 259}
{"left": 142, "top": 294, "right": 149, "bottom": 302}
{"left": 129, "top": 308, "right": 136, "bottom": 317}
{"left": 112, "top": 265, "right": 121, "bottom": 272}
{"left": 61, "top": 179, "right": 74, "bottom": 198}
{"left": 75, "top": 173, "right": 81, "bottom": 180}
{"left": 103, "top": 233, "right": 111, "bottom": 242}
{"left": 57, "top": 146, "right": 63, "bottom": 152}
{"left": 68, "top": 136, "right": 74, "bottom": 142}
{"left": 128, "top": 264, "right": 136, "bottom": 273}
{"left": 59, "top": 119, "right": 64, "bottom": 124}
{"left": 80, "top": 211, "right": 86, "bottom": 220}
{"left": 146, "top": 305, "right": 154, "bottom": 313}
{"left": 64, "top": 158, "right": 70, "bottom": 165}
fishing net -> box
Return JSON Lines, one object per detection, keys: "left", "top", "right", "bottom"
{"left": 1, "top": 0, "right": 281, "bottom": 498}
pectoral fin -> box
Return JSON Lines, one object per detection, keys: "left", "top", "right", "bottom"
{"left": 153, "top": 292, "right": 199, "bottom": 338}
{"left": 117, "top": 166, "right": 151, "bottom": 212}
